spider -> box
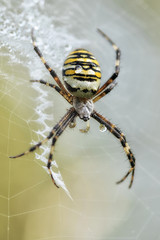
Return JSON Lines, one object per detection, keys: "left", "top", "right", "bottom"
{"left": 10, "top": 29, "right": 135, "bottom": 188}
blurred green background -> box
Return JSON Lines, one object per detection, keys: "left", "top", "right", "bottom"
{"left": 1, "top": 0, "right": 160, "bottom": 239}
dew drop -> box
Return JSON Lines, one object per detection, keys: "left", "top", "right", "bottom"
{"left": 99, "top": 124, "right": 107, "bottom": 132}
{"left": 75, "top": 65, "right": 83, "bottom": 73}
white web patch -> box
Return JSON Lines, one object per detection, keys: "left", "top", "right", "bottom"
{"left": 1, "top": 0, "right": 160, "bottom": 239}
{"left": 30, "top": 81, "right": 73, "bottom": 199}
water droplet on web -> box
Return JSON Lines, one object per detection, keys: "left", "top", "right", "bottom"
{"left": 99, "top": 124, "right": 107, "bottom": 132}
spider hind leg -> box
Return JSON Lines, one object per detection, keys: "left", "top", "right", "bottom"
{"left": 93, "top": 29, "right": 121, "bottom": 102}
{"left": 31, "top": 29, "right": 69, "bottom": 95}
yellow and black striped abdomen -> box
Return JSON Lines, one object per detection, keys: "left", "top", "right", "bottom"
{"left": 62, "top": 49, "right": 101, "bottom": 98}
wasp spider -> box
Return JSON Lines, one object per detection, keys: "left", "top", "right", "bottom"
{"left": 10, "top": 29, "right": 135, "bottom": 188}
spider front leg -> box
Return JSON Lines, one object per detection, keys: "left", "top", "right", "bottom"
{"left": 10, "top": 108, "right": 76, "bottom": 159}
{"left": 46, "top": 108, "right": 77, "bottom": 187}
{"left": 91, "top": 110, "right": 135, "bottom": 188}
{"left": 9, "top": 122, "right": 62, "bottom": 159}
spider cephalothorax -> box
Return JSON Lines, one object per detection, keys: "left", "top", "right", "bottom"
{"left": 10, "top": 29, "right": 135, "bottom": 189}
{"left": 72, "top": 97, "right": 94, "bottom": 121}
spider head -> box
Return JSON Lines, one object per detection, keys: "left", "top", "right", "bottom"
{"left": 62, "top": 48, "right": 101, "bottom": 99}
{"left": 73, "top": 97, "right": 94, "bottom": 121}
{"left": 81, "top": 116, "right": 89, "bottom": 122}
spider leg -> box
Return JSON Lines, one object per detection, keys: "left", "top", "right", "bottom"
{"left": 91, "top": 110, "right": 135, "bottom": 188}
{"left": 93, "top": 29, "right": 121, "bottom": 101}
{"left": 93, "top": 82, "right": 117, "bottom": 103}
{"left": 9, "top": 107, "right": 76, "bottom": 159}
{"left": 46, "top": 108, "right": 77, "bottom": 187}
{"left": 31, "top": 29, "right": 69, "bottom": 95}
{"left": 30, "top": 79, "right": 73, "bottom": 104}
{"left": 69, "top": 117, "right": 76, "bottom": 128}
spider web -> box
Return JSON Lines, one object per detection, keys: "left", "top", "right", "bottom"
{"left": 1, "top": 0, "right": 160, "bottom": 239}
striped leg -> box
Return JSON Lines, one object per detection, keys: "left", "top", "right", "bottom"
{"left": 93, "top": 82, "right": 117, "bottom": 103}
{"left": 9, "top": 107, "right": 76, "bottom": 159}
{"left": 93, "top": 29, "right": 121, "bottom": 102}
{"left": 31, "top": 29, "right": 69, "bottom": 95}
{"left": 46, "top": 108, "right": 77, "bottom": 187}
{"left": 91, "top": 110, "right": 135, "bottom": 188}
{"left": 30, "top": 80, "right": 73, "bottom": 104}
{"left": 69, "top": 117, "right": 76, "bottom": 128}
